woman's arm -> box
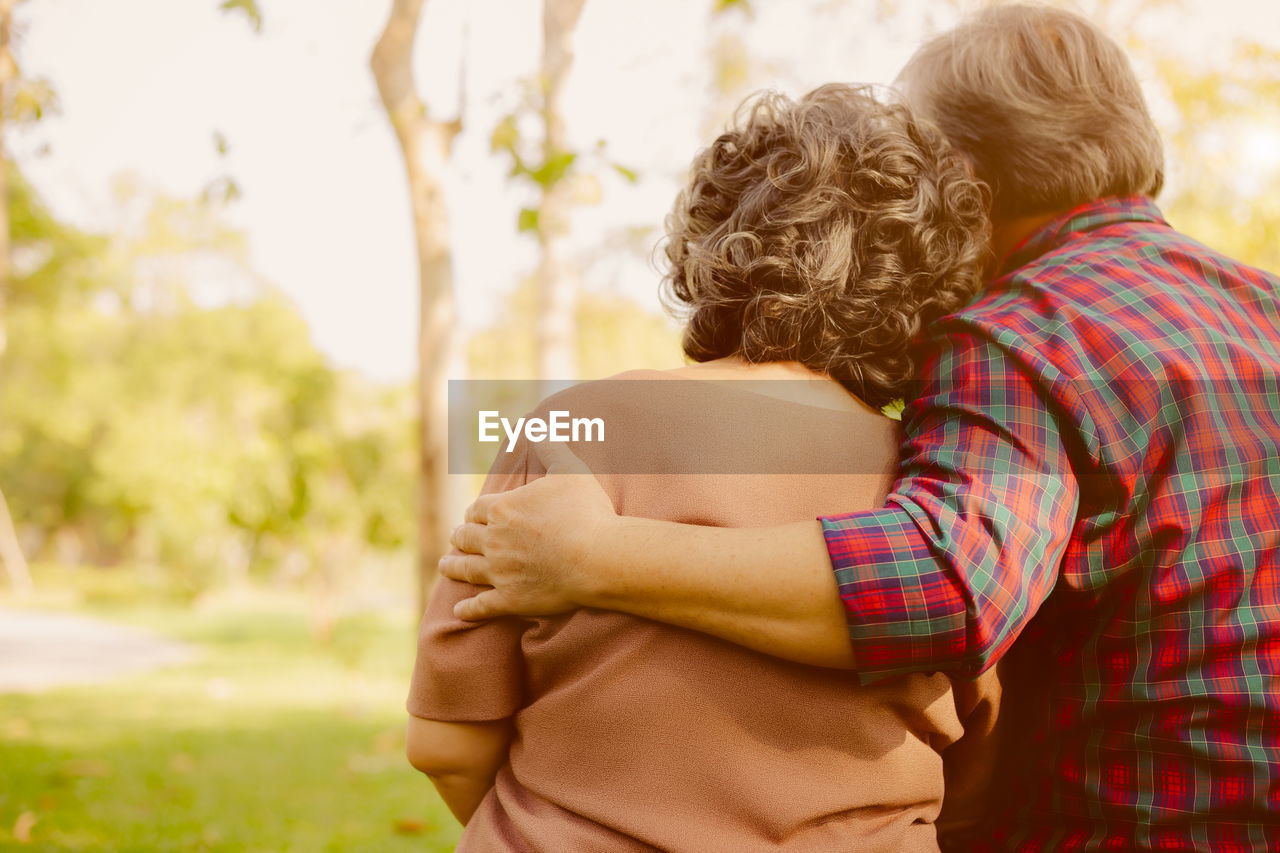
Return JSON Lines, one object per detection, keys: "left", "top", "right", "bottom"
{"left": 406, "top": 716, "right": 514, "bottom": 825}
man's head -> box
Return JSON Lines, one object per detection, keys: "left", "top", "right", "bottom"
{"left": 896, "top": 3, "right": 1163, "bottom": 222}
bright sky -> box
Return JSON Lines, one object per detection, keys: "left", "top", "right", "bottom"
{"left": 15, "top": 0, "right": 1279, "bottom": 381}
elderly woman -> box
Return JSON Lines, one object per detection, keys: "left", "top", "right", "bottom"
{"left": 405, "top": 84, "right": 1000, "bottom": 852}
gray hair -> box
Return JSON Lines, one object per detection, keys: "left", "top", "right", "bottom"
{"left": 662, "top": 85, "right": 990, "bottom": 408}
{"left": 895, "top": 3, "right": 1163, "bottom": 220}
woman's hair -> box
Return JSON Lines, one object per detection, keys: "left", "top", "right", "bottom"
{"left": 662, "top": 83, "right": 990, "bottom": 407}
{"left": 895, "top": 3, "right": 1163, "bottom": 220}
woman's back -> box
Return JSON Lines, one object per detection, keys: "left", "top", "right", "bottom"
{"left": 410, "top": 369, "right": 993, "bottom": 852}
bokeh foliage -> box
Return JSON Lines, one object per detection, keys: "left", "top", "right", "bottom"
{"left": 0, "top": 172, "right": 415, "bottom": 600}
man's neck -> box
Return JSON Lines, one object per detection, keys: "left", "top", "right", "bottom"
{"left": 990, "top": 211, "right": 1060, "bottom": 275}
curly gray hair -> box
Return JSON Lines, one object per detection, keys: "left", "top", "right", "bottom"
{"left": 662, "top": 83, "right": 990, "bottom": 407}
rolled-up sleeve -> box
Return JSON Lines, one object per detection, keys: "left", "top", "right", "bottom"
{"left": 407, "top": 443, "right": 542, "bottom": 722}
{"left": 822, "top": 329, "right": 1080, "bottom": 682}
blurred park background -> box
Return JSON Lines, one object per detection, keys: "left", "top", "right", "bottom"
{"left": 0, "top": 0, "right": 1276, "bottom": 848}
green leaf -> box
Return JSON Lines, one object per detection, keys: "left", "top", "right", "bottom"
{"left": 517, "top": 208, "right": 540, "bottom": 234}
{"left": 529, "top": 152, "right": 577, "bottom": 189}
{"left": 612, "top": 163, "right": 639, "bottom": 184}
{"left": 713, "top": 0, "right": 752, "bottom": 13}
{"left": 489, "top": 114, "right": 520, "bottom": 155}
{"left": 8, "top": 78, "right": 60, "bottom": 124}
{"left": 219, "top": 0, "right": 263, "bottom": 33}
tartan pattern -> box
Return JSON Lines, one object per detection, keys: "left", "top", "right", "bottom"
{"left": 820, "top": 196, "right": 1280, "bottom": 849}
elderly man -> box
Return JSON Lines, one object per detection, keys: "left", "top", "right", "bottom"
{"left": 443, "top": 5, "right": 1280, "bottom": 849}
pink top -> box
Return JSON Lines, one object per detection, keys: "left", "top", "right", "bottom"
{"left": 409, "top": 371, "right": 1000, "bottom": 852}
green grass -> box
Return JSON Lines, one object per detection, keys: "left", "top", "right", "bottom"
{"left": 0, "top": 599, "right": 463, "bottom": 851}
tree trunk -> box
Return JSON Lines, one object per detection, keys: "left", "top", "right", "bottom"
{"left": 371, "top": 0, "right": 460, "bottom": 615}
{"left": 0, "top": 0, "right": 10, "bottom": 357}
{"left": 535, "top": 0, "right": 586, "bottom": 383}
{"left": 0, "top": 489, "right": 31, "bottom": 596}
{"left": 0, "top": 0, "right": 32, "bottom": 597}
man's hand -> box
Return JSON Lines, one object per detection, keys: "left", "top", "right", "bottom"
{"left": 441, "top": 442, "right": 617, "bottom": 621}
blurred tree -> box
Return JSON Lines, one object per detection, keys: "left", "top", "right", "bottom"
{"left": 0, "top": 178, "right": 415, "bottom": 608}
{"left": 491, "top": 2, "right": 644, "bottom": 386}
{"left": 467, "top": 280, "right": 682, "bottom": 382}
{"left": 533, "top": 0, "right": 587, "bottom": 382}
{"left": 0, "top": 0, "right": 14, "bottom": 361}
{"left": 370, "top": 0, "right": 462, "bottom": 613}
{"left": 1155, "top": 41, "right": 1280, "bottom": 274}
{"left": 0, "top": 0, "right": 51, "bottom": 596}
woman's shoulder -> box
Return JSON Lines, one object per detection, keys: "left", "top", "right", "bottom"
{"left": 530, "top": 369, "right": 685, "bottom": 418}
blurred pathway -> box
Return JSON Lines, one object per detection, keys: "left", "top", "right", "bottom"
{"left": 0, "top": 607, "right": 191, "bottom": 692}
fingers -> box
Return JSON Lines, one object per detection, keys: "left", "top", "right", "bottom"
{"left": 438, "top": 553, "right": 491, "bottom": 586}
{"left": 464, "top": 494, "right": 499, "bottom": 524}
{"left": 453, "top": 588, "right": 510, "bottom": 621}
{"left": 534, "top": 440, "right": 593, "bottom": 475}
{"left": 450, "top": 521, "right": 488, "bottom": 555}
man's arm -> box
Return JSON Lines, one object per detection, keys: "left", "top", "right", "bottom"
{"left": 478, "top": 511, "right": 855, "bottom": 669}
{"left": 444, "top": 446, "right": 856, "bottom": 668}
{"left": 406, "top": 716, "right": 513, "bottom": 824}
{"left": 444, "top": 331, "right": 1079, "bottom": 678}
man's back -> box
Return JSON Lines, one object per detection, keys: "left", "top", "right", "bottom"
{"left": 962, "top": 196, "right": 1280, "bottom": 848}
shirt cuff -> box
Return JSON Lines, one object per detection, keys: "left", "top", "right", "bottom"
{"left": 821, "top": 504, "right": 971, "bottom": 682}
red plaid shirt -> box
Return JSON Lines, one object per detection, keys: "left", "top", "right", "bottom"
{"left": 821, "top": 196, "right": 1280, "bottom": 850}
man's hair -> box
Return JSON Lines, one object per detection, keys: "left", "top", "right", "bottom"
{"left": 662, "top": 84, "right": 989, "bottom": 407}
{"left": 895, "top": 3, "right": 1164, "bottom": 220}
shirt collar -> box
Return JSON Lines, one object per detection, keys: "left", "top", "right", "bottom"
{"left": 995, "top": 195, "right": 1168, "bottom": 279}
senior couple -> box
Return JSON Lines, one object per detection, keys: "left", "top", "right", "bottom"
{"left": 406, "top": 5, "right": 1280, "bottom": 851}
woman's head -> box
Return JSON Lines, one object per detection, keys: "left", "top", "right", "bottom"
{"left": 662, "top": 84, "right": 989, "bottom": 406}
{"left": 895, "top": 3, "right": 1163, "bottom": 221}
